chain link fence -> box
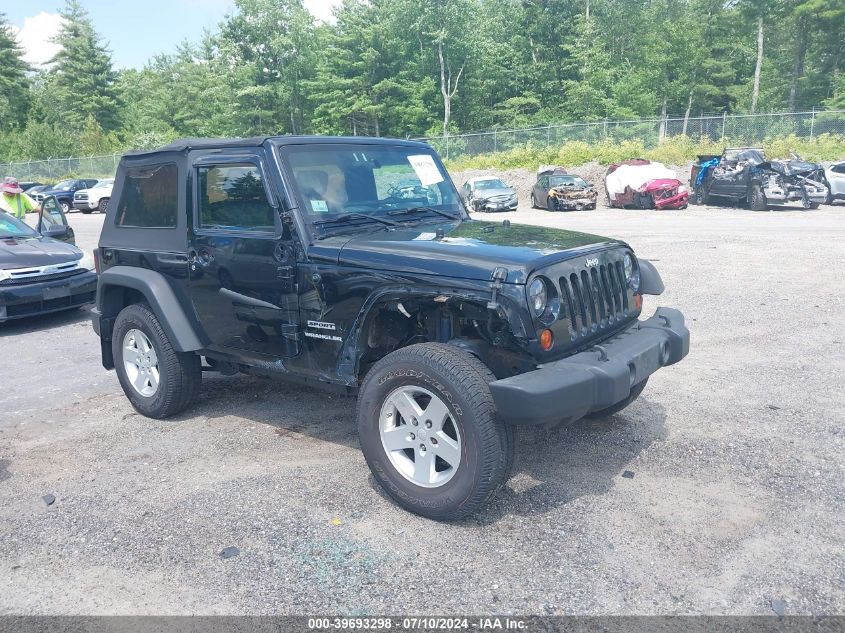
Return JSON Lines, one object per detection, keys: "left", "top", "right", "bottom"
{"left": 418, "top": 108, "right": 845, "bottom": 160}
{"left": 1, "top": 154, "right": 121, "bottom": 183}
{"left": 3, "top": 109, "right": 844, "bottom": 180}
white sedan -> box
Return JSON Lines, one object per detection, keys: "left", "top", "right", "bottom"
{"left": 825, "top": 161, "right": 845, "bottom": 204}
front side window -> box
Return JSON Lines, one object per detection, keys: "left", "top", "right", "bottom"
{"left": 197, "top": 163, "right": 275, "bottom": 233}
{"left": 281, "top": 144, "right": 462, "bottom": 226}
{"left": 115, "top": 163, "right": 178, "bottom": 228}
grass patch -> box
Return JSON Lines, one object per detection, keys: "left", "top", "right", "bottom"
{"left": 445, "top": 134, "right": 845, "bottom": 170}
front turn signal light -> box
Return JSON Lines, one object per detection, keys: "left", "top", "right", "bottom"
{"left": 634, "top": 294, "right": 643, "bottom": 311}
{"left": 540, "top": 329, "right": 554, "bottom": 351}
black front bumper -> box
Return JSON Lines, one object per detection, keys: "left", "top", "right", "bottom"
{"left": 490, "top": 307, "right": 690, "bottom": 425}
{"left": 0, "top": 271, "right": 98, "bottom": 322}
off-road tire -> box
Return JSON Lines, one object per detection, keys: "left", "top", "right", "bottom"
{"left": 112, "top": 303, "right": 201, "bottom": 419}
{"left": 357, "top": 342, "right": 513, "bottom": 520}
{"left": 749, "top": 183, "right": 768, "bottom": 211}
{"left": 585, "top": 378, "right": 649, "bottom": 420}
{"left": 98, "top": 198, "right": 109, "bottom": 213}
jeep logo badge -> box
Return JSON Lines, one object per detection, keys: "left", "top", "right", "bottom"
{"left": 585, "top": 258, "right": 599, "bottom": 267}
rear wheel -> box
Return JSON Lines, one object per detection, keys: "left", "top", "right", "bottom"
{"left": 112, "top": 303, "right": 201, "bottom": 419}
{"left": 749, "top": 183, "right": 768, "bottom": 211}
{"left": 357, "top": 343, "right": 512, "bottom": 520}
{"left": 586, "top": 378, "right": 649, "bottom": 419}
{"left": 530, "top": 193, "right": 537, "bottom": 209}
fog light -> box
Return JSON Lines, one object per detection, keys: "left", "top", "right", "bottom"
{"left": 540, "top": 329, "right": 554, "bottom": 351}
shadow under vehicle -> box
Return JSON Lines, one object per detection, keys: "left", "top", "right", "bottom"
{"left": 530, "top": 166, "right": 598, "bottom": 211}
{"left": 690, "top": 148, "right": 828, "bottom": 210}
{"left": 91, "top": 136, "right": 690, "bottom": 521}
{"left": 0, "top": 197, "right": 97, "bottom": 323}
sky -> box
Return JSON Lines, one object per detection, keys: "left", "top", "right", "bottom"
{"left": 1, "top": 0, "right": 341, "bottom": 69}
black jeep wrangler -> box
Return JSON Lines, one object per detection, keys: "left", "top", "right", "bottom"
{"left": 92, "top": 136, "right": 689, "bottom": 520}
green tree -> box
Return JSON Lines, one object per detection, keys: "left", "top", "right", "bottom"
{"left": 49, "top": 0, "right": 121, "bottom": 131}
{"left": 0, "top": 12, "right": 31, "bottom": 132}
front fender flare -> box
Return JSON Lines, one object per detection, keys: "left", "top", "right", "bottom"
{"left": 97, "top": 266, "right": 204, "bottom": 352}
{"left": 638, "top": 259, "right": 665, "bottom": 295}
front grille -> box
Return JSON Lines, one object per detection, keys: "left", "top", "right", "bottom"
{"left": 75, "top": 193, "right": 88, "bottom": 201}
{"left": 533, "top": 250, "right": 638, "bottom": 355}
{"left": 560, "top": 260, "right": 630, "bottom": 339}
{"left": 0, "top": 268, "right": 88, "bottom": 286}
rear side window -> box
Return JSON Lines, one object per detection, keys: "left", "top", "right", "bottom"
{"left": 197, "top": 163, "right": 275, "bottom": 232}
{"left": 115, "top": 163, "right": 178, "bottom": 228}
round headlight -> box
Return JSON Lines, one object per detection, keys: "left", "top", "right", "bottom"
{"left": 528, "top": 278, "right": 548, "bottom": 316}
{"left": 624, "top": 253, "right": 641, "bottom": 292}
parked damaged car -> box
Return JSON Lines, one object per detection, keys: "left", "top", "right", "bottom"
{"left": 531, "top": 166, "right": 597, "bottom": 211}
{"left": 690, "top": 148, "right": 828, "bottom": 210}
{"left": 605, "top": 159, "right": 688, "bottom": 210}
{"left": 460, "top": 176, "right": 518, "bottom": 212}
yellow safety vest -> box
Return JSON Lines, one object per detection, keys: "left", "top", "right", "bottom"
{"left": 0, "top": 192, "right": 37, "bottom": 220}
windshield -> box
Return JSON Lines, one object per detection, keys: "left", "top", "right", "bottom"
{"left": 550, "top": 175, "right": 588, "bottom": 188}
{"left": 95, "top": 179, "right": 114, "bottom": 187}
{"left": 53, "top": 180, "right": 74, "bottom": 190}
{"left": 281, "top": 144, "right": 463, "bottom": 230}
{"left": 474, "top": 179, "right": 507, "bottom": 190}
{"left": 0, "top": 212, "right": 38, "bottom": 239}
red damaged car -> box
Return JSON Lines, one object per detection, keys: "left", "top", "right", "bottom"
{"left": 605, "top": 159, "right": 689, "bottom": 209}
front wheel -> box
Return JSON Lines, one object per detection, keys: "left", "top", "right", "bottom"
{"left": 60, "top": 201, "right": 71, "bottom": 213}
{"left": 546, "top": 196, "right": 556, "bottom": 211}
{"left": 98, "top": 198, "right": 109, "bottom": 213}
{"left": 749, "top": 183, "right": 768, "bottom": 211}
{"left": 357, "top": 343, "right": 513, "bottom": 520}
{"left": 112, "top": 303, "right": 201, "bottom": 419}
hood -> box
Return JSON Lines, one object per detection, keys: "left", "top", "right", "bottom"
{"left": 0, "top": 236, "right": 82, "bottom": 269}
{"left": 309, "top": 220, "right": 624, "bottom": 284}
{"left": 766, "top": 159, "right": 822, "bottom": 176}
{"left": 473, "top": 187, "right": 516, "bottom": 199}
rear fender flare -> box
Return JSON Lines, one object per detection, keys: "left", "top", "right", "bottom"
{"left": 97, "top": 266, "right": 204, "bottom": 352}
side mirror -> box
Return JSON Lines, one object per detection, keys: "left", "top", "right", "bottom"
{"left": 38, "top": 196, "right": 75, "bottom": 244}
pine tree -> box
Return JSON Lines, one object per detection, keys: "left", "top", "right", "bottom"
{"left": 0, "top": 12, "right": 31, "bottom": 131}
{"left": 49, "top": 0, "right": 120, "bottom": 131}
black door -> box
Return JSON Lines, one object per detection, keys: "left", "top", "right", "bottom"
{"left": 186, "top": 157, "right": 300, "bottom": 359}
{"left": 38, "top": 196, "right": 76, "bottom": 244}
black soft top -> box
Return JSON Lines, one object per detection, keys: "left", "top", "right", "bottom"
{"left": 125, "top": 135, "right": 431, "bottom": 157}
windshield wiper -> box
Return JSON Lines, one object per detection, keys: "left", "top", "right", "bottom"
{"left": 313, "top": 212, "right": 399, "bottom": 228}
{"left": 387, "top": 206, "right": 462, "bottom": 221}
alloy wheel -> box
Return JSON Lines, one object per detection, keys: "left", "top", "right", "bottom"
{"left": 122, "top": 329, "right": 160, "bottom": 397}
{"left": 379, "top": 385, "right": 462, "bottom": 488}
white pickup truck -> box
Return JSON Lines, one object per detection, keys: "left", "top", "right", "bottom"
{"left": 73, "top": 179, "right": 114, "bottom": 214}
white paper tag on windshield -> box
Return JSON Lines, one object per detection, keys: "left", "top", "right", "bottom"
{"left": 407, "top": 155, "right": 444, "bottom": 186}
{"left": 310, "top": 199, "right": 329, "bottom": 213}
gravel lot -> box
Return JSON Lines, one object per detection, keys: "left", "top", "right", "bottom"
{"left": 2, "top": 202, "right": 844, "bottom": 616}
